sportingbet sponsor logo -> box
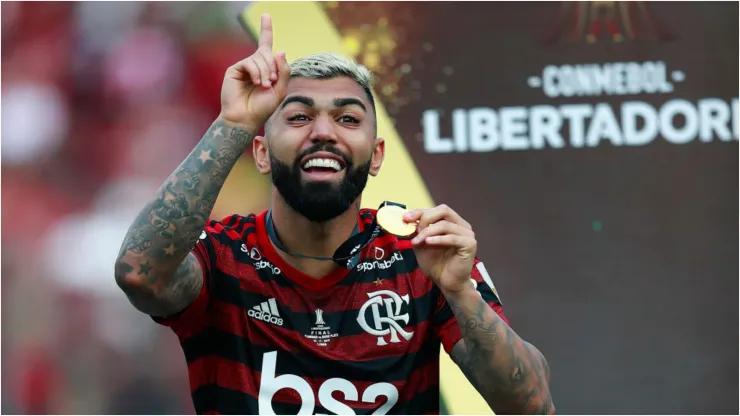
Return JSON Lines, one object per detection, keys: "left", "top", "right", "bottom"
{"left": 248, "top": 298, "right": 284, "bottom": 326}
{"left": 255, "top": 260, "right": 281, "bottom": 275}
{"left": 242, "top": 245, "right": 282, "bottom": 275}
{"left": 258, "top": 351, "right": 399, "bottom": 415}
{"left": 356, "top": 252, "right": 403, "bottom": 272}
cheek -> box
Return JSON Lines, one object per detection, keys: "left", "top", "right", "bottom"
{"left": 270, "top": 130, "right": 307, "bottom": 157}
{"left": 344, "top": 133, "right": 375, "bottom": 158}
{"left": 268, "top": 146, "right": 293, "bottom": 166}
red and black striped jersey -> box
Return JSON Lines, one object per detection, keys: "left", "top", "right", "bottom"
{"left": 154, "top": 209, "right": 508, "bottom": 415}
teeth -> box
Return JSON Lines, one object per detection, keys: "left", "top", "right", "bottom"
{"left": 302, "top": 158, "right": 342, "bottom": 171}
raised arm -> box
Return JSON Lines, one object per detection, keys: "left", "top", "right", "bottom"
{"left": 114, "top": 119, "right": 256, "bottom": 316}
{"left": 114, "top": 14, "right": 290, "bottom": 317}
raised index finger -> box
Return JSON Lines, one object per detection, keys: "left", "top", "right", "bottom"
{"left": 258, "top": 14, "right": 273, "bottom": 50}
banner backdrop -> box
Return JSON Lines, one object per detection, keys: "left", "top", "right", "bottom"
{"left": 243, "top": 2, "right": 738, "bottom": 414}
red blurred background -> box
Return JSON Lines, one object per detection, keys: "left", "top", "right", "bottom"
{"left": 1, "top": 3, "right": 272, "bottom": 413}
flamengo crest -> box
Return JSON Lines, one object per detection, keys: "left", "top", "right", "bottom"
{"left": 357, "top": 290, "right": 413, "bottom": 346}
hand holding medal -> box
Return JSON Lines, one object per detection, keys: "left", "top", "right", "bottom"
{"left": 403, "top": 204, "right": 478, "bottom": 294}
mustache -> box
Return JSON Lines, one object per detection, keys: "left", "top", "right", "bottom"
{"left": 294, "top": 143, "right": 352, "bottom": 168}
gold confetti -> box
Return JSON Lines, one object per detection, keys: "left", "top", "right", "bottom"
{"left": 323, "top": 3, "right": 421, "bottom": 113}
{"left": 363, "top": 51, "right": 380, "bottom": 70}
{"left": 382, "top": 84, "right": 397, "bottom": 96}
{"left": 341, "top": 36, "right": 362, "bottom": 56}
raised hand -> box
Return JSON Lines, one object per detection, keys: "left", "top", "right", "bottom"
{"left": 219, "top": 14, "right": 291, "bottom": 131}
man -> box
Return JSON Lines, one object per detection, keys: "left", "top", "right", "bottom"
{"left": 115, "top": 14, "right": 553, "bottom": 415}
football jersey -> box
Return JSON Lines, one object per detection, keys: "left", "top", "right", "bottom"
{"left": 154, "top": 209, "right": 508, "bottom": 415}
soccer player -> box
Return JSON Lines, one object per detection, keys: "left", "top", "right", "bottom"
{"left": 115, "top": 14, "right": 553, "bottom": 415}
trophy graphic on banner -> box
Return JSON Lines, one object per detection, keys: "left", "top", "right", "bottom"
{"left": 541, "top": 1, "right": 675, "bottom": 45}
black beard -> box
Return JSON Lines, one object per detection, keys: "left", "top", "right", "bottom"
{"left": 270, "top": 144, "right": 371, "bottom": 223}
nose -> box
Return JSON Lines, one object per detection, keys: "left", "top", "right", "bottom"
{"left": 308, "top": 114, "right": 338, "bottom": 144}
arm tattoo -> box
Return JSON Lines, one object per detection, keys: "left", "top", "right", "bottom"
{"left": 229, "top": 127, "right": 253, "bottom": 146}
{"left": 115, "top": 119, "right": 254, "bottom": 316}
{"left": 121, "top": 254, "right": 204, "bottom": 316}
{"left": 447, "top": 291, "right": 554, "bottom": 414}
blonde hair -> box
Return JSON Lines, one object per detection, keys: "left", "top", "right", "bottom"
{"left": 289, "top": 52, "right": 375, "bottom": 109}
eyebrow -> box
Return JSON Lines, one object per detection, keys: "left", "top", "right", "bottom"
{"left": 333, "top": 97, "right": 367, "bottom": 113}
{"left": 281, "top": 95, "right": 314, "bottom": 109}
{"left": 280, "top": 95, "right": 367, "bottom": 113}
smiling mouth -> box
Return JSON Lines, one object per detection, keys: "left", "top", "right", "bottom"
{"left": 301, "top": 157, "right": 345, "bottom": 174}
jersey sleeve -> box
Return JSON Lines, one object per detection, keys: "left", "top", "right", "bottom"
{"left": 151, "top": 215, "right": 243, "bottom": 338}
{"left": 432, "top": 257, "right": 509, "bottom": 354}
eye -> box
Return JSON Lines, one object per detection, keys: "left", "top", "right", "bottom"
{"left": 338, "top": 115, "right": 360, "bottom": 124}
{"left": 288, "top": 114, "right": 310, "bottom": 122}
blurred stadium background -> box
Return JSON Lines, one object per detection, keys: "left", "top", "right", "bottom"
{"left": 1, "top": 1, "right": 737, "bottom": 414}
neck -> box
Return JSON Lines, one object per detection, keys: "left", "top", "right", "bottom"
{"left": 269, "top": 191, "right": 360, "bottom": 260}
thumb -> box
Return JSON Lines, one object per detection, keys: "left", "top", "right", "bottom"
{"left": 273, "top": 51, "right": 291, "bottom": 95}
{"left": 403, "top": 209, "right": 424, "bottom": 223}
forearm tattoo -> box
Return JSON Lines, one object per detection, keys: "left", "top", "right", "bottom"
{"left": 448, "top": 293, "right": 554, "bottom": 414}
{"left": 115, "top": 119, "right": 254, "bottom": 311}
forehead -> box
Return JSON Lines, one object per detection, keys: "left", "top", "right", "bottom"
{"left": 284, "top": 76, "right": 370, "bottom": 107}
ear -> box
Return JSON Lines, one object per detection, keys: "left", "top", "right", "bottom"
{"left": 252, "top": 136, "right": 271, "bottom": 175}
{"left": 369, "top": 137, "right": 385, "bottom": 177}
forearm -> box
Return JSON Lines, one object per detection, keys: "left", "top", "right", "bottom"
{"left": 446, "top": 287, "right": 554, "bottom": 415}
{"left": 115, "top": 118, "right": 255, "bottom": 293}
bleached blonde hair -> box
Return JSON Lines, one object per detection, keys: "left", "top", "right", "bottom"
{"left": 289, "top": 52, "right": 376, "bottom": 110}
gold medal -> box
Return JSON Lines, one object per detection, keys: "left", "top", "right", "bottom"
{"left": 377, "top": 204, "right": 417, "bottom": 237}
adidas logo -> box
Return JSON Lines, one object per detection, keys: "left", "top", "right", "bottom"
{"left": 248, "top": 298, "right": 284, "bottom": 326}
